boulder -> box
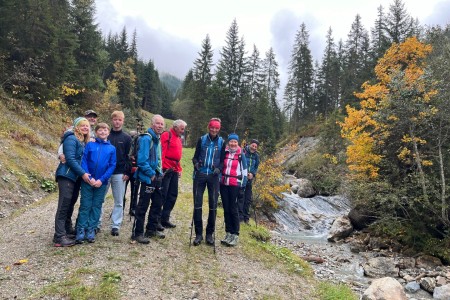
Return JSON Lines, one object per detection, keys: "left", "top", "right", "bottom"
{"left": 419, "top": 276, "right": 436, "bottom": 293}
{"left": 363, "top": 257, "right": 399, "bottom": 278}
{"left": 404, "top": 281, "right": 420, "bottom": 293}
{"left": 362, "top": 277, "right": 407, "bottom": 300}
{"left": 433, "top": 284, "right": 450, "bottom": 300}
{"left": 327, "top": 216, "right": 353, "bottom": 242}
{"left": 348, "top": 205, "right": 377, "bottom": 230}
{"left": 415, "top": 255, "right": 442, "bottom": 268}
{"left": 296, "top": 178, "right": 315, "bottom": 198}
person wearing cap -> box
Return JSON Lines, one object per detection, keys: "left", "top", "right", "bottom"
{"left": 237, "top": 139, "right": 260, "bottom": 224}
{"left": 103, "top": 111, "right": 132, "bottom": 237}
{"left": 219, "top": 133, "right": 248, "bottom": 247}
{"left": 191, "top": 118, "right": 225, "bottom": 246}
{"left": 53, "top": 117, "right": 92, "bottom": 247}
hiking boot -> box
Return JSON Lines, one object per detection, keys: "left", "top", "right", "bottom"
{"left": 111, "top": 228, "right": 119, "bottom": 236}
{"left": 145, "top": 230, "right": 165, "bottom": 239}
{"left": 205, "top": 233, "right": 214, "bottom": 246}
{"left": 161, "top": 221, "right": 176, "bottom": 228}
{"left": 86, "top": 229, "right": 95, "bottom": 243}
{"left": 227, "top": 234, "right": 239, "bottom": 247}
{"left": 134, "top": 235, "right": 150, "bottom": 244}
{"left": 156, "top": 223, "right": 165, "bottom": 232}
{"left": 54, "top": 235, "right": 75, "bottom": 247}
{"left": 193, "top": 234, "right": 203, "bottom": 246}
{"left": 221, "top": 232, "right": 232, "bottom": 245}
{"left": 75, "top": 228, "right": 85, "bottom": 244}
{"left": 94, "top": 228, "right": 101, "bottom": 235}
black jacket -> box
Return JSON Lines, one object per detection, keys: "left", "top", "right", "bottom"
{"left": 108, "top": 129, "right": 132, "bottom": 176}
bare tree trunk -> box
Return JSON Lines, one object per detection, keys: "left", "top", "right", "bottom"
{"left": 438, "top": 141, "right": 448, "bottom": 224}
{"left": 409, "top": 126, "right": 427, "bottom": 200}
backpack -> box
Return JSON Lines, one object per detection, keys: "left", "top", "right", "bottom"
{"left": 129, "top": 133, "right": 154, "bottom": 164}
{"left": 201, "top": 135, "right": 223, "bottom": 153}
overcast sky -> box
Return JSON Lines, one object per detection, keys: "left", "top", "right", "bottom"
{"left": 95, "top": 0, "right": 450, "bottom": 90}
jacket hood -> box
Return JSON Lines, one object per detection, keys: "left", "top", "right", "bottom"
{"left": 95, "top": 137, "right": 111, "bottom": 144}
{"left": 147, "top": 128, "right": 159, "bottom": 143}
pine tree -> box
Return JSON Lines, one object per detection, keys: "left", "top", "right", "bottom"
{"left": 283, "top": 23, "right": 314, "bottom": 131}
{"left": 385, "top": 0, "right": 413, "bottom": 43}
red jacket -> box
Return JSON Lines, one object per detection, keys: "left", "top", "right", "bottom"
{"left": 161, "top": 128, "right": 183, "bottom": 173}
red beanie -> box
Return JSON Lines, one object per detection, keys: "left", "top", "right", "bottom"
{"left": 208, "top": 120, "right": 221, "bottom": 129}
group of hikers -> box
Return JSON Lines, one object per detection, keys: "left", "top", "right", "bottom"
{"left": 52, "top": 110, "right": 260, "bottom": 248}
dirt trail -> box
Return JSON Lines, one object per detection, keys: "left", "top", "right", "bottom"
{"left": 0, "top": 190, "right": 315, "bottom": 300}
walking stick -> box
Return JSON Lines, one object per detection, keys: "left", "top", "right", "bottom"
{"left": 189, "top": 171, "right": 198, "bottom": 248}
{"left": 212, "top": 174, "right": 219, "bottom": 254}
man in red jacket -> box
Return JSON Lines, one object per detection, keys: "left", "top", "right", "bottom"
{"left": 159, "top": 119, "right": 187, "bottom": 228}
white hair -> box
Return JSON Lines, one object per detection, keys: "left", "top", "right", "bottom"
{"left": 173, "top": 119, "right": 187, "bottom": 128}
{"left": 151, "top": 114, "right": 164, "bottom": 125}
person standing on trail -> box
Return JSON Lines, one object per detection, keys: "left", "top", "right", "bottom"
{"left": 131, "top": 114, "right": 166, "bottom": 244}
{"left": 220, "top": 133, "right": 248, "bottom": 247}
{"left": 53, "top": 117, "right": 91, "bottom": 247}
{"left": 75, "top": 123, "right": 116, "bottom": 244}
{"left": 103, "top": 111, "right": 132, "bottom": 237}
{"left": 237, "top": 139, "right": 260, "bottom": 224}
{"left": 159, "top": 119, "right": 187, "bottom": 229}
{"left": 191, "top": 118, "right": 224, "bottom": 246}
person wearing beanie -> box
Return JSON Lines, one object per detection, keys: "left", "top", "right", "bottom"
{"left": 191, "top": 118, "right": 225, "bottom": 246}
{"left": 220, "top": 133, "right": 248, "bottom": 247}
{"left": 237, "top": 139, "right": 260, "bottom": 224}
{"left": 53, "top": 117, "right": 92, "bottom": 247}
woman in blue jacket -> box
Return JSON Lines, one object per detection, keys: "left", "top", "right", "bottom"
{"left": 53, "top": 117, "right": 91, "bottom": 247}
{"left": 76, "top": 123, "right": 116, "bottom": 243}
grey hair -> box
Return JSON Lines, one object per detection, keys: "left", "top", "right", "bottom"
{"left": 173, "top": 119, "right": 187, "bottom": 128}
{"left": 151, "top": 114, "right": 164, "bottom": 125}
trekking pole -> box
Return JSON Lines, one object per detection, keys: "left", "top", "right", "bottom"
{"left": 212, "top": 175, "right": 219, "bottom": 254}
{"left": 189, "top": 171, "right": 198, "bottom": 248}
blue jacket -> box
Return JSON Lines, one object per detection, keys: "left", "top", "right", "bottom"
{"left": 81, "top": 138, "right": 117, "bottom": 185}
{"left": 135, "top": 128, "right": 161, "bottom": 185}
{"left": 193, "top": 134, "right": 224, "bottom": 175}
{"left": 243, "top": 145, "right": 260, "bottom": 177}
{"left": 55, "top": 132, "right": 86, "bottom": 182}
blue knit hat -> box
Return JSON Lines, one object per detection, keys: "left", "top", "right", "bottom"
{"left": 73, "top": 117, "right": 88, "bottom": 128}
{"left": 228, "top": 133, "right": 239, "bottom": 142}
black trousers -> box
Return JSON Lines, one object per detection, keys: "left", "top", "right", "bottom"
{"left": 193, "top": 173, "right": 219, "bottom": 235}
{"left": 238, "top": 180, "right": 253, "bottom": 222}
{"left": 220, "top": 185, "right": 240, "bottom": 235}
{"left": 132, "top": 180, "right": 162, "bottom": 238}
{"left": 161, "top": 171, "right": 179, "bottom": 223}
{"left": 129, "top": 176, "right": 140, "bottom": 214}
{"left": 54, "top": 177, "right": 81, "bottom": 239}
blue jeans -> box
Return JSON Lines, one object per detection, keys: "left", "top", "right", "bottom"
{"left": 108, "top": 174, "right": 126, "bottom": 229}
{"left": 77, "top": 182, "right": 108, "bottom": 231}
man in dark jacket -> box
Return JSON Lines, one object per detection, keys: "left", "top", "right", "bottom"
{"left": 105, "top": 111, "right": 132, "bottom": 237}
{"left": 191, "top": 118, "right": 224, "bottom": 246}
{"left": 238, "top": 139, "right": 260, "bottom": 224}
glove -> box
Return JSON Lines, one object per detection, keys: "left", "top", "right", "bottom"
{"left": 194, "top": 163, "right": 200, "bottom": 171}
{"left": 213, "top": 168, "right": 221, "bottom": 175}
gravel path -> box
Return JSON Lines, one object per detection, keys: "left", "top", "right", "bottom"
{"left": 0, "top": 191, "right": 316, "bottom": 300}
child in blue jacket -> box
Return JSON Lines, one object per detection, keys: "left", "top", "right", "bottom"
{"left": 76, "top": 123, "right": 116, "bottom": 243}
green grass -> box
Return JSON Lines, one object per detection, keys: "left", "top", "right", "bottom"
{"left": 38, "top": 269, "right": 121, "bottom": 300}
{"left": 316, "top": 282, "right": 358, "bottom": 300}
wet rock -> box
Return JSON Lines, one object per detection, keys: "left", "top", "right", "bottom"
{"left": 433, "top": 284, "right": 450, "bottom": 299}
{"left": 363, "top": 257, "right": 399, "bottom": 278}
{"left": 327, "top": 216, "right": 353, "bottom": 242}
{"left": 420, "top": 277, "right": 436, "bottom": 293}
{"left": 348, "top": 206, "right": 377, "bottom": 230}
{"left": 362, "top": 277, "right": 407, "bottom": 300}
{"left": 404, "top": 281, "right": 421, "bottom": 293}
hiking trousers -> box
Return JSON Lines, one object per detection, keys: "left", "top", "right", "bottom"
{"left": 193, "top": 173, "right": 219, "bottom": 236}
{"left": 108, "top": 174, "right": 127, "bottom": 229}
{"left": 220, "top": 185, "right": 240, "bottom": 235}
{"left": 77, "top": 182, "right": 108, "bottom": 231}
{"left": 161, "top": 171, "right": 179, "bottom": 223}
{"left": 132, "top": 181, "right": 163, "bottom": 238}
{"left": 54, "top": 177, "right": 81, "bottom": 239}
{"left": 238, "top": 180, "right": 253, "bottom": 222}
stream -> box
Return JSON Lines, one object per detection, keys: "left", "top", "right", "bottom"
{"left": 270, "top": 193, "right": 434, "bottom": 299}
